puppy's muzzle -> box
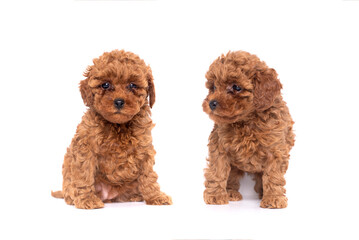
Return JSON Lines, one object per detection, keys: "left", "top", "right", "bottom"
{"left": 114, "top": 98, "right": 125, "bottom": 110}
{"left": 209, "top": 100, "right": 218, "bottom": 110}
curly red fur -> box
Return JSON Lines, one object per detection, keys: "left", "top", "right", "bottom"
{"left": 203, "top": 51, "right": 295, "bottom": 208}
{"left": 52, "top": 50, "right": 171, "bottom": 209}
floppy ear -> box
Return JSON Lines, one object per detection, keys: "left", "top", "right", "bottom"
{"left": 79, "top": 78, "right": 94, "bottom": 107}
{"left": 147, "top": 68, "right": 156, "bottom": 108}
{"left": 253, "top": 67, "right": 282, "bottom": 111}
{"left": 79, "top": 66, "right": 94, "bottom": 107}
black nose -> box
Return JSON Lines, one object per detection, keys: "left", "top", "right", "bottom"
{"left": 209, "top": 100, "right": 218, "bottom": 110}
{"left": 114, "top": 98, "right": 125, "bottom": 110}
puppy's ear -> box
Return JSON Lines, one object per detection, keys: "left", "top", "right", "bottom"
{"left": 79, "top": 66, "right": 94, "bottom": 107}
{"left": 253, "top": 67, "right": 282, "bottom": 111}
{"left": 147, "top": 68, "right": 156, "bottom": 108}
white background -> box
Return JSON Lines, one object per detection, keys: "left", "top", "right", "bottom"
{"left": 1, "top": 0, "right": 359, "bottom": 239}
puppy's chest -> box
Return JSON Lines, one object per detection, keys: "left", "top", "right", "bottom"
{"left": 218, "top": 125, "right": 263, "bottom": 172}
{"left": 95, "top": 128, "right": 145, "bottom": 184}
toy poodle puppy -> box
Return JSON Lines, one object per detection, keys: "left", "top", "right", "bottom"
{"left": 52, "top": 50, "right": 172, "bottom": 209}
{"left": 202, "top": 51, "right": 295, "bottom": 208}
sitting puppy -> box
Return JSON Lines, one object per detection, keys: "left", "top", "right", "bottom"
{"left": 202, "top": 51, "right": 295, "bottom": 208}
{"left": 52, "top": 50, "right": 172, "bottom": 209}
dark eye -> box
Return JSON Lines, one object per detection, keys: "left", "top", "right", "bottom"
{"left": 129, "top": 83, "right": 137, "bottom": 89}
{"left": 101, "top": 82, "right": 111, "bottom": 90}
{"left": 232, "top": 84, "right": 242, "bottom": 92}
{"left": 211, "top": 85, "right": 216, "bottom": 92}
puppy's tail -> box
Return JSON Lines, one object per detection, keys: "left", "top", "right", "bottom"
{"left": 51, "top": 190, "right": 64, "bottom": 199}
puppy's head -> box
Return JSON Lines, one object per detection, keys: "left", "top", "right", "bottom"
{"left": 79, "top": 50, "right": 155, "bottom": 124}
{"left": 203, "top": 51, "right": 282, "bottom": 124}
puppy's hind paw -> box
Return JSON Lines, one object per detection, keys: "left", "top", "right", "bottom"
{"left": 227, "top": 190, "right": 243, "bottom": 201}
{"left": 146, "top": 193, "right": 172, "bottom": 205}
{"left": 128, "top": 195, "right": 144, "bottom": 202}
{"left": 74, "top": 194, "right": 105, "bottom": 209}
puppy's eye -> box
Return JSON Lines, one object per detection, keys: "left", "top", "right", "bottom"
{"left": 232, "top": 85, "right": 242, "bottom": 92}
{"left": 211, "top": 85, "right": 216, "bottom": 92}
{"left": 129, "top": 83, "right": 137, "bottom": 89}
{"left": 101, "top": 82, "right": 111, "bottom": 90}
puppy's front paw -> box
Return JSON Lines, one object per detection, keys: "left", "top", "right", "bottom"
{"left": 74, "top": 194, "right": 104, "bottom": 209}
{"left": 260, "top": 195, "right": 287, "bottom": 209}
{"left": 146, "top": 193, "right": 172, "bottom": 205}
{"left": 227, "top": 190, "right": 243, "bottom": 201}
{"left": 204, "top": 189, "right": 229, "bottom": 205}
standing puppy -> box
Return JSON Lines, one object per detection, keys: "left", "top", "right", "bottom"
{"left": 52, "top": 50, "right": 172, "bottom": 209}
{"left": 202, "top": 51, "right": 295, "bottom": 208}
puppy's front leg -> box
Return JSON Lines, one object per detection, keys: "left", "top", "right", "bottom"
{"left": 204, "top": 152, "right": 231, "bottom": 205}
{"left": 204, "top": 128, "right": 231, "bottom": 205}
{"left": 70, "top": 147, "right": 104, "bottom": 209}
{"left": 260, "top": 151, "right": 288, "bottom": 209}
{"left": 138, "top": 155, "right": 172, "bottom": 205}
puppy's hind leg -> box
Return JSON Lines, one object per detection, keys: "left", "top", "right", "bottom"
{"left": 252, "top": 172, "right": 263, "bottom": 199}
{"left": 226, "top": 166, "right": 244, "bottom": 201}
{"left": 61, "top": 151, "right": 74, "bottom": 205}
{"left": 51, "top": 150, "right": 73, "bottom": 205}
{"left": 96, "top": 182, "right": 144, "bottom": 203}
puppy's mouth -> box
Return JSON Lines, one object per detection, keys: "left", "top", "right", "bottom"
{"left": 113, "top": 111, "right": 135, "bottom": 118}
{"left": 114, "top": 111, "right": 130, "bottom": 115}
